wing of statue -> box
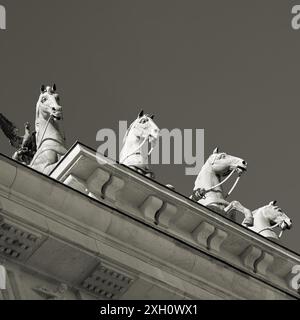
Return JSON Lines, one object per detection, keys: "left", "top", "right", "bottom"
{"left": 0, "top": 113, "right": 23, "bottom": 148}
{"left": 26, "top": 131, "right": 37, "bottom": 155}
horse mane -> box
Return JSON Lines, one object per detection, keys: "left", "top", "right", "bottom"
{"left": 252, "top": 206, "right": 268, "bottom": 217}
{"left": 122, "top": 118, "right": 138, "bottom": 144}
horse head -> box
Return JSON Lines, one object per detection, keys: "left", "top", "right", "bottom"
{"left": 120, "top": 110, "right": 160, "bottom": 178}
{"left": 194, "top": 147, "right": 248, "bottom": 195}
{"left": 192, "top": 147, "right": 254, "bottom": 226}
{"left": 30, "top": 84, "right": 67, "bottom": 175}
{"left": 251, "top": 201, "right": 292, "bottom": 239}
{"left": 36, "top": 84, "right": 63, "bottom": 122}
{"left": 207, "top": 147, "right": 247, "bottom": 176}
{"left": 127, "top": 110, "right": 159, "bottom": 144}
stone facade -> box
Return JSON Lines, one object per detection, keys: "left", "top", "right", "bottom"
{"left": 0, "top": 142, "right": 299, "bottom": 300}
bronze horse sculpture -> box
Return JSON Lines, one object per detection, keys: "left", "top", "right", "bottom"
{"left": 29, "top": 84, "right": 67, "bottom": 175}
{"left": 120, "top": 110, "right": 160, "bottom": 178}
{"left": 0, "top": 84, "right": 67, "bottom": 174}
{"left": 249, "top": 201, "right": 292, "bottom": 239}
{"left": 191, "top": 147, "right": 254, "bottom": 226}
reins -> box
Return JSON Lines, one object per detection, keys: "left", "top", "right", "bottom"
{"left": 192, "top": 167, "right": 243, "bottom": 201}
{"left": 121, "top": 135, "right": 149, "bottom": 163}
{"left": 31, "top": 112, "right": 65, "bottom": 167}
{"left": 257, "top": 222, "right": 284, "bottom": 238}
{"left": 30, "top": 114, "right": 54, "bottom": 166}
{"left": 121, "top": 123, "right": 156, "bottom": 164}
{"left": 37, "top": 114, "right": 53, "bottom": 149}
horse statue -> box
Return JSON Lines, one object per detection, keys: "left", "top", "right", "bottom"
{"left": 249, "top": 201, "right": 292, "bottom": 239}
{"left": 191, "top": 147, "right": 254, "bottom": 226}
{"left": 120, "top": 110, "right": 160, "bottom": 178}
{"left": 29, "top": 84, "right": 67, "bottom": 175}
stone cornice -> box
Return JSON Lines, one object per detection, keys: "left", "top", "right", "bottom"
{"left": 51, "top": 143, "right": 300, "bottom": 297}
{"left": 0, "top": 145, "right": 299, "bottom": 299}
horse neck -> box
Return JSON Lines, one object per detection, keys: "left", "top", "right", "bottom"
{"left": 120, "top": 131, "right": 147, "bottom": 159}
{"left": 35, "top": 116, "right": 65, "bottom": 147}
{"left": 251, "top": 210, "right": 277, "bottom": 238}
{"left": 195, "top": 162, "right": 223, "bottom": 192}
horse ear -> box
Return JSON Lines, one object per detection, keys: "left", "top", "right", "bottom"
{"left": 213, "top": 147, "right": 219, "bottom": 154}
{"left": 40, "top": 85, "right": 46, "bottom": 93}
{"left": 150, "top": 114, "right": 155, "bottom": 120}
{"left": 269, "top": 200, "right": 277, "bottom": 206}
{"left": 52, "top": 84, "right": 56, "bottom": 92}
{"left": 138, "top": 110, "right": 144, "bottom": 118}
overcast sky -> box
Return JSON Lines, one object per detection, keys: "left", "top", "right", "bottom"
{"left": 0, "top": 0, "right": 299, "bottom": 254}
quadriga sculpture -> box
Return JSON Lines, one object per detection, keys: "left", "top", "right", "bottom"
{"left": 29, "top": 84, "right": 67, "bottom": 175}
{"left": 191, "top": 147, "right": 254, "bottom": 227}
{"left": 120, "top": 110, "right": 159, "bottom": 178}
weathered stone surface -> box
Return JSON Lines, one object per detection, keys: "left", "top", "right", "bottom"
{"left": 64, "top": 174, "right": 88, "bottom": 195}
{"left": 0, "top": 143, "right": 298, "bottom": 300}
{"left": 86, "top": 168, "right": 110, "bottom": 199}
{"left": 139, "top": 196, "right": 163, "bottom": 223}
{"left": 192, "top": 221, "right": 215, "bottom": 248}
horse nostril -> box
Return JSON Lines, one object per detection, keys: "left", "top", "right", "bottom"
{"left": 242, "top": 160, "right": 247, "bottom": 166}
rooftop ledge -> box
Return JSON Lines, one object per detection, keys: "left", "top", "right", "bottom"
{"left": 0, "top": 141, "right": 299, "bottom": 300}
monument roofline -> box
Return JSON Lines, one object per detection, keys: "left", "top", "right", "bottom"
{"left": 52, "top": 141, "right": 300, "bottom": 257}
{"left": 0, "top": 145, "right": 299, "bottom": 299}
